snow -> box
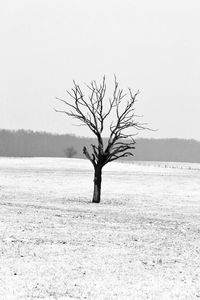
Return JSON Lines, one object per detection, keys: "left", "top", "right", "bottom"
{"left": 0, "top": 157, "right": 200, "bottom": 299}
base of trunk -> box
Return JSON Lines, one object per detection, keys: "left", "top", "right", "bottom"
{"left": 92, "top": 166, "right": 102, "bottom": 203}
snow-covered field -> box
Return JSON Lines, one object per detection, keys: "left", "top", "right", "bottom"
{"left": 0, "top": 157, "right": 200, "bottom": 300}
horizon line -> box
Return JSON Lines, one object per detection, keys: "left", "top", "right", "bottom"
{"left": 0, "top": 128, "right": 200, "bottom": 143}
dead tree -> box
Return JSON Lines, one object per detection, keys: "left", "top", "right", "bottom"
{"left": 55, "top": 76, "right": 147, "bottom": 203}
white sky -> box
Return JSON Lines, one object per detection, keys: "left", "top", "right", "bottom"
{"left": 0, "top": 0, "right": 200, "bottom": 139}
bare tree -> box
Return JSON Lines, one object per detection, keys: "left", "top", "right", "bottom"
{"left": 55, "top": 76, "right": 148, "bottom": 203}
{"left": 65, "top": 146, "right": 77, "bottom": 158}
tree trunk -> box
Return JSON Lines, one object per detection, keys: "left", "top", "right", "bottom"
{"left": 92, "top": 165, "right": 102, "bottom": 203}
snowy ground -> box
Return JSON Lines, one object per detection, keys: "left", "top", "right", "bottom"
{"left": 0, "top": 157, "right": 200, "bottom": 300}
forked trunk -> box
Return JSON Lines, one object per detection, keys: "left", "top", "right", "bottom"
{"left": 92, "top": 165, "right": 102, "bottom": 203}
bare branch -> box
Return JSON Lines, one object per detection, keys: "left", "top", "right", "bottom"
{"left": 56, "top": 76, "right": 150, "bottom": 167}
{"left": 83, "top": 146, "right": 96, "bottom": 166}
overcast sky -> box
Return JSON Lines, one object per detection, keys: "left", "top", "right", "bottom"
{"left": 0, "top": 0, "right": 200, "bottom": 140}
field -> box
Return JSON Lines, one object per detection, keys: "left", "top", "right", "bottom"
{"left": 0, "top": 157, "right": 200, "bottom": 300}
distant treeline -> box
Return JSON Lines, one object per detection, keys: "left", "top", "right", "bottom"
{"left": 0, "top": 129, "right": 200, "bottom": 163}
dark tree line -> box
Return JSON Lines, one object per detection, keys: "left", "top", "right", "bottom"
{"left": 0, "top": 130, "right": 79, "bottom": 157}
{"left": 0, "top": 129, "right": 199, "bottom": 163}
